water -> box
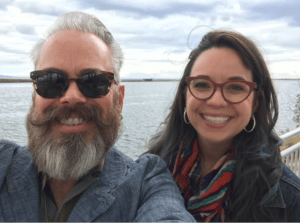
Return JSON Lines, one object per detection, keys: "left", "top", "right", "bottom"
{"left": 0, "top": 80, "right": 299, "bottom": 159}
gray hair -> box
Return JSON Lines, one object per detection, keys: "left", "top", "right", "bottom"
{"left": 31, "top": 11, "right": 123, "bottom": 84}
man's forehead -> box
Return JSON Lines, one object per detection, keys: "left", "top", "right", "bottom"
{"left": 43, "top": 30, "right": 110, "bottom": 53}
{"left": 37, "top": 30, "right": 113, "bottom": 73}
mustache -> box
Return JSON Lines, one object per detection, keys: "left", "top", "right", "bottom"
{"left": 29, "top": 103, "right": 111, "bottom": 127}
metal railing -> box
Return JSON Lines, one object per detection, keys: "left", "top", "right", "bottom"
{"left": 280, "top": 127, "right": 300, "bottom": 177}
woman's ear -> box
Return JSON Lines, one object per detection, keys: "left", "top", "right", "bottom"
{"left": 252, "top": 98, "right": 259, "bottom": 114}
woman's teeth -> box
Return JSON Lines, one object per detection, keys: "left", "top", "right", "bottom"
{"left": 60, "top": 118, "right": 87, "bottom": 126}
{"left": 203, "top": 115, "right": 230, "bottom": 124}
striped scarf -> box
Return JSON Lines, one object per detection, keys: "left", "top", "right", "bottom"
{"left": 167, "top": 137, "right": 235, "bottom": 222}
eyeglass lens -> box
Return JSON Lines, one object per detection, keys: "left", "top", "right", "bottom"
{"left": 36, "top": 72, "right": 67, "bottom": 98}
{"left": 78, "top": 73, "right": 110, "bottom": 98}
{"left": 189, "top": 78, "right": 252, "bottom": 103}
{"left": 34, "top": 71, "right": 111, "bottom": 98}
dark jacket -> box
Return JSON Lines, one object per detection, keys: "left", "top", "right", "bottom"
{"left": 264, "top": 164, "right": 300, "bottom": 221}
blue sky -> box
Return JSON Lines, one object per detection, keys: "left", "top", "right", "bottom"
{"left": 1, "top": 0, "right": 300, "bottom": 79}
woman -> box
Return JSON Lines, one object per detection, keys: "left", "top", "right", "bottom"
{"left": 146, "top": 30, "right": 300, "bottom": 221}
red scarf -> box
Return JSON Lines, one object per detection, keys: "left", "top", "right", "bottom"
{"left": 167, "top": 138, "right": 235, "bottom": 222}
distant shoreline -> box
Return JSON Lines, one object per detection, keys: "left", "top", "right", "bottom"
{"left": 0, "top": 78, "right": 299, "bottom": 83}
{"left": 0, "top": 78, "right": 180, "bottom": 83}
{"left": 0, "top": 79, "right": 32, "bottom": 83}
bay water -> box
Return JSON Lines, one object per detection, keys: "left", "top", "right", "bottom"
{"left": 0, "top": 80, "right": 299, "bottom": 159}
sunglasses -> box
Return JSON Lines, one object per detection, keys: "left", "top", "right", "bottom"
{"left": 30, "top": 69, "right": 115, "bottom": 99}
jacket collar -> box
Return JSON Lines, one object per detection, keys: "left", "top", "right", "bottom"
{"left": 68, "top": 146, "right": 128, "bottom": 222}
{"left": 7, "top": 146, "right": 127, "bottom": 222}
{"left": 265, "top": 183, "right": 286, "bottom": 208}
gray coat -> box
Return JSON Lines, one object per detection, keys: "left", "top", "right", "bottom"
{"left": 0, "top": 140, "right": 195, "bottom": 222}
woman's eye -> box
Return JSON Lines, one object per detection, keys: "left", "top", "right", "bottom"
{"left": 194, "top": 81, "right": 210, "bottom": 88}
{"left": 226, "top": 84, "right": 246, "bottom": 92}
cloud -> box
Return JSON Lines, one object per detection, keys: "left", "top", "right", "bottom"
{"left": 15, "top": 24, "right": 36, "bottom": 35}
{"left": 98, "top": 12, "right": 202, "bottom": 50}
{"left": 0, "top": 44, "right": 28, "bottom": 55}
{"left": 0, "top": 23, "right": 11, "bottom": 35}
{"left": 21, "top": 7, "right": 63, "bottom": 17}
{"left": 245, "top": 0, "right": 300, "bottom": 26}
{"left": 0, "top": 0, "right": 12, "bottom": 11}
{"left": 76, "top": 0, "right": 215, "bottom": 18}
{"left": 0, "top": 0, "right": 300, "bottom": 79}
{"left": 0, "top": 52, "right": 30, "bottom": 65}
{"left": 13, "top": 0, "right": 71, "bottom": 16}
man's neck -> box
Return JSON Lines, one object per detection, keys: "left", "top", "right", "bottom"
{"left": 48, "top": 178, "right": 78, "bottom": 208}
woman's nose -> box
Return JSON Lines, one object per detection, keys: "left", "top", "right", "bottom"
{"left": 206, "top": 87, "right": 228, "bottom": 107}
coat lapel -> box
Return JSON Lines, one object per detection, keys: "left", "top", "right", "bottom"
{"left": 2, "top": 146, "right": 126, "bottom": 222}
{"left": 68, "top": 147, "right": 126, "bottom": 222}
{"left": 68, "top": 185, "right": 116, "bottom": 222}
{"left": 4, "top": 148, "right": 40, "bottom": 221}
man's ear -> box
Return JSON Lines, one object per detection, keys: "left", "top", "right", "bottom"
{"left": 118, "top": 84, "right": 125, "bottom": 112}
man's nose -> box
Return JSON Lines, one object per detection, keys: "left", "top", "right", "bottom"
{"left": 59, "top": 81, "right": 87, "bottom": 105}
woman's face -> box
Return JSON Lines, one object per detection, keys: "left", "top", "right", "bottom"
{"left": 186, "top": 47, "right": 258, "bottom": 148}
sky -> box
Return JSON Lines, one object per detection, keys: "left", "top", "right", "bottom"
{"left": 1, "top": 0, "right": 300, "bottom": 79}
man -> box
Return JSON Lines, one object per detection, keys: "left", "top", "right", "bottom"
{"left": 0, "top": 12, "right": 195, "bottom": 222}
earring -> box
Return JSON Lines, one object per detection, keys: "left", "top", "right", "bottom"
{"left": 244, "top": 115, "right": 256, "bottom": 133}
{"left": 183, "top": 108, "right": 190, "bottom": 124}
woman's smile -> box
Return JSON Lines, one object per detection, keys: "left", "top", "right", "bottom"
{"left": 200, "top": 113, "right": 232, "bottom": 129}
{"left": 202, "top": 114, "right": 231, "bottom": 124}
{"left": 146, "top": 30, "right": 289, "bottom": 222}
{"left": 186, "top": 47, "right": 256, "bottom": 146}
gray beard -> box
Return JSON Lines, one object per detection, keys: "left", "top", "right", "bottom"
{"left": 25, "top": 93, "right": 121, "bottom": 180}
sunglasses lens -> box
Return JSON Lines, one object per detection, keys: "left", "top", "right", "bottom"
{"left": 32, "top": 71, "right": 113, "bottom": 99}
{"left": 78, "top": 73, "right": 110, "bottom": 98}
{"left": 35, "top": 72, "right": 67, "bottom": 98}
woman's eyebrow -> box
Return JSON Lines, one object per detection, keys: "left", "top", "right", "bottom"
{"left": 193, "top": 75, "right": 247, "bottom": 81}
{"left": 228, "top": 76, "right": 247, "bottom": 81}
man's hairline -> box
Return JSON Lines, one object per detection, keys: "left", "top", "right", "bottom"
{"left": 33, "top": 29, "right": 120, "bottom": 85}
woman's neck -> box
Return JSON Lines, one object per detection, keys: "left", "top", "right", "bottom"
{"left": 197, "top": 137, "right": 233, "bottom": 178}
{"left": 198, "top": 137, "right": 233, "bottom": 164}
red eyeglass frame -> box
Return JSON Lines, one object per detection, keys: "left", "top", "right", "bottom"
{"left": 186, "top": 76, "right": 258, "bottom": 104}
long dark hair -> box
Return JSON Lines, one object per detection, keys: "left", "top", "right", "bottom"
{"left": 146, "top": 30, "right": 282, "bottom": 221}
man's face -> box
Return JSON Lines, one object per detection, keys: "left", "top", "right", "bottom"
{"left": 26, "top": 30, "right": 125, "bottom": 180}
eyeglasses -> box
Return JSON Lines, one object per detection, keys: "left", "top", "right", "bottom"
{"left": 186, "top": 77, "right": 257, "bottom": 104}
{"left": 30, "top": 69, "right": 115, "bottom": 99}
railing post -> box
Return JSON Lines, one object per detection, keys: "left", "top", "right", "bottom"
{"left": 280, "top": 127, "right": 300, "bottom": 178}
